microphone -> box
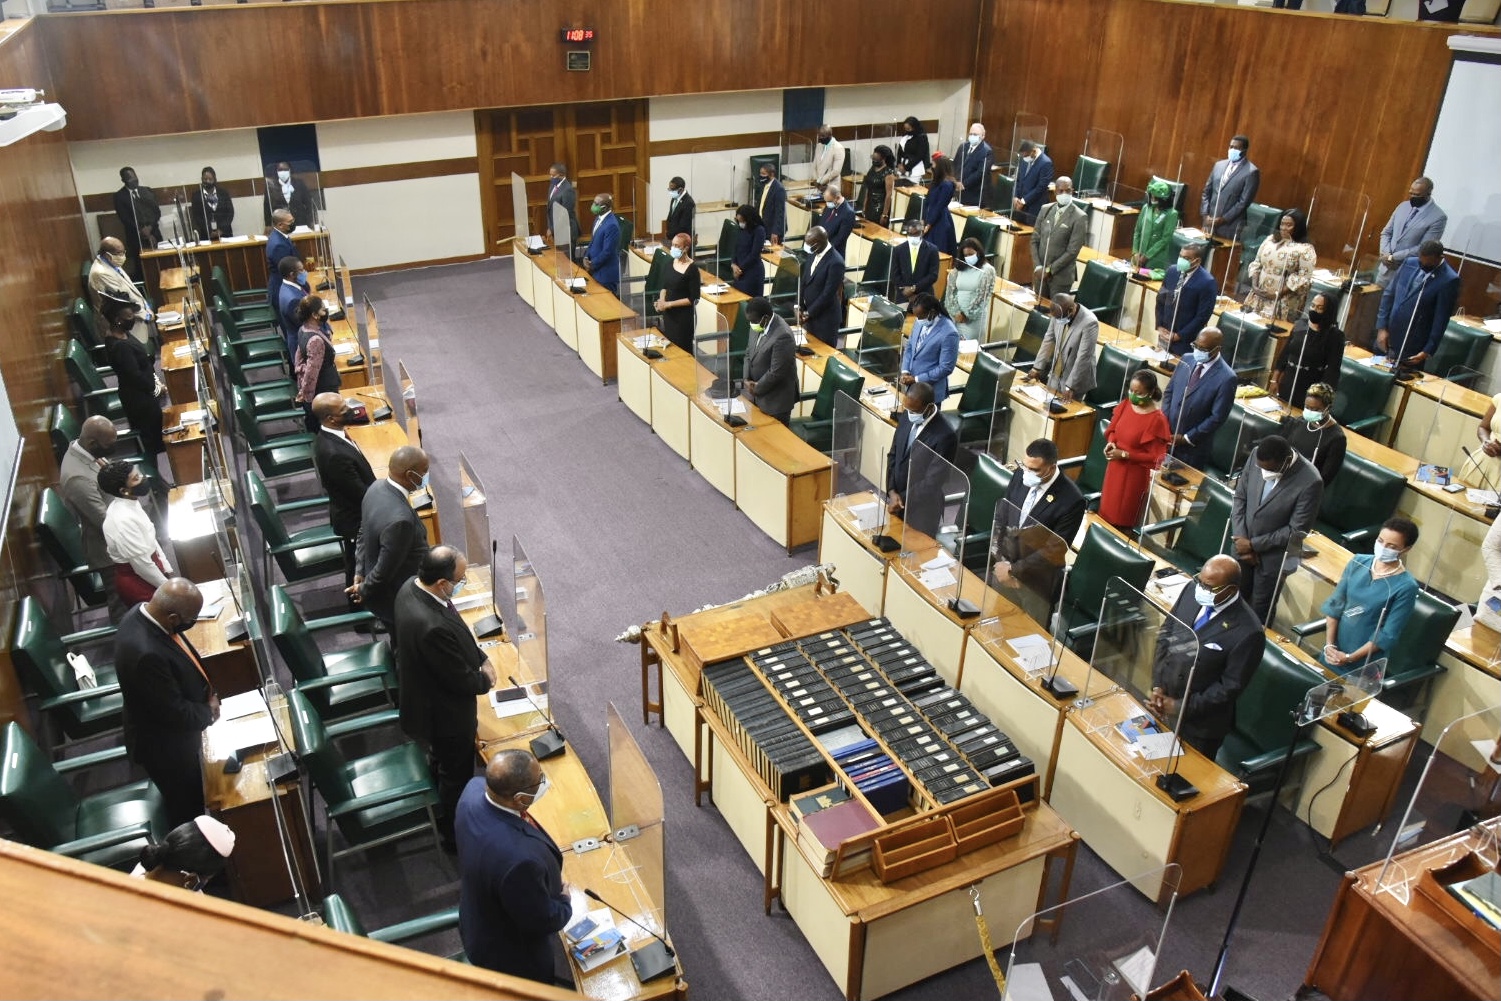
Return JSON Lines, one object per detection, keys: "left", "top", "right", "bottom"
{"left": 1040, "top": 560, "right": 1077, "bottom": 697}
{"left": 472, "top": 539, "right": 505, "bottom": 638}
{"left": 351, "top": 391, "right": 392, "bottom": 422}
{"left": 1460, "top": 446, "right": 1500, "bottom": 505}
{"left": 582, "top": 887, "right": 676, "bottom": 983}
{"left": 1391, "top": 267, "right": 1433, "bottom": 371}
{"left": 508, "top": 674, "right": 565, "bottom": 759}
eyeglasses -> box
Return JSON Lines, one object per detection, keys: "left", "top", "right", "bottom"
{"left": 1192, "top": 575, "right": 1232, "bottom": 594}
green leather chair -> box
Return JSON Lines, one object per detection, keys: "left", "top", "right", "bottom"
{"left": 1426, "top": 320, "right": 1490, "bottom": 385}
{"left": 1149, "top": 175, "right": 1189, "bottom": 216}
{"left": 68, "top": 297, "right": 110, "bottom": 371}
{"left": 36, "top": 489, "right": 110, "bottom": 610}
{"left": 1206, "top": 406, "right": 1279, "bottom": 482}
{"left": 709, "top": 218, "right": 737, "bottom": 280}
{"left": 947, "top": 349, "right": 1014, "bottom": 449}
{"left": 1237, "top": 202, "right": 1283, "bottom": 256}
{"left": 0, "top": 721, "right": 168, "bottom": 870}
{"left": 1331, "top": 357, "right": 1395, "bottom": 440}
{"left": 1217, "top": 310, "right": 1274, "bottom": 384}
{"left": 245, "top": 470, "right": 345, "bottom": 584}
{"left": 217, "top": 339, "right": 298, "bottom": 413}
{"left": 790, "top": 358, "right": 865, "bottom": 454}
{"left": 216, "top": 330, "right": 290, "bottom": 383}
{"left": 1215, "top": 638, "right": 1324, "bottom": 797}
{"left": 1314, "top": 451, "right": 1405, "bottom": 553}
{"left": 941, "top": 451, "right": 1013, "bottom": 571}
{"left": 270, "top": 585, "right": 395, "bottom": 727}
{"left": 233, "top": 386, "right": 315, "bottom": 479}
{"left": 986, "top": 172, "right": 1015, "bottom": 215}
{"left": 1140, "top": 476, "right": 1234, "bottom": 574}
{"left": 1058, "top": 420, "right": 1109, "bottom": 513}
{"left": 212, "top": 295, "right": 285, "bottom": 359}
{"left": 960, "top": 216, "right": 1002, "bottom": 264}
{"left": 640, "top": 248, "right": 672, "bottom": 323}
{"left": 322, "top": 893, "right": 465, "bottom": 960}
{"left": 212, "top": 266, "right": 277, "bottom": 326}
{"left": 1074, "top": 259, "right": 1128, "bottom": 327}
{"left": 859, "top": 238, "right": 895, "bottom": 299}
{"left": 288, "top": 689, "right": 441, "bottom": 872}
{"left": 1008, "top": 307, "right": 1052, "bottom": 369}
{"left": 48, "top": 405, "right": 160, "bottom": 489}
{"left": 767, "top": 253, "right": 802, "bottom": 321}
{"left": 10, "top": 597, "right": 124, "bottom": 744}
{"left": 1084, "top": 344, "right": 1140, "bottom": 413}
{"left": 1073, "top": 155, "right": 1108, "bottom": 198}
{"left": 1058, "top": 523, "right": 1155, "bottom": 656}
{"left": 63, "top": 339, "right": 126, "bottom": 424}
{"left": 895, "top": 191, "right": 926, "bottom": 230}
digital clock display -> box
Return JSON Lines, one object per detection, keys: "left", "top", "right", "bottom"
{"left": 560, "top": 28, "right": 596, "bottom": 43}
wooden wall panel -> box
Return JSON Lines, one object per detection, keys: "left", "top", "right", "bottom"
{"left": 0, "top": 21, "right": 90, "bottom": 732}
{"left": 38, "top": 0, "right": 983, "bottom": 142}
{"left": 975, "top": 0, "right": 1483, "bottom": 269}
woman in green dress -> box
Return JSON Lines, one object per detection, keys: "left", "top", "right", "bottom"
{"left": 943, "top": 236, "right": 996, "bottom": 342}
{"left": 1131, "top": 178, "right": 1179, "bottom": 271}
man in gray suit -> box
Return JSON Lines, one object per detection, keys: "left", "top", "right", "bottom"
{"left": 1231, "top": 434, "right": 1323, "bottom": 624}
{"left": 544, "top": 162, "right": 580, "bottom": 249}
{"left": 59, "top": 415, "right": 125, "bottom": 619}
{"left": 1030, "top": 177, "right": 1088, "bottom": 299}
{"left": 349, "top": 444, "right": 431, "bottom": 629}
{"left": 1376, "top": 177, "right": 1447, "bottom": 287}
{"left": 1200, "top": 135, "right": 1261, "bottom": 241}
{"left": 1026, "top": 293, "right": 1099, "bottom": 402}
{"left": 741, "top": 297, "right": 797, "bottom": 425}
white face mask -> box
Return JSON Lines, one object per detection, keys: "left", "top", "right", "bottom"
{"left": 968, "top": 134, "right": 982, "bottom": 146}
{"left": 1374, "top": 543, "right": 1402, "bottom": 564}
{"left": 1194, "top": 584, "right": 1219, "bottom": 607}
{"left": 907, "top": 236, "right": 921, "bottom": 247}
{"left": 1261, "top": 469, "right": 1282, "bottom": 483}
{"left": 1056, "top": 193, "right": 1073, "bottom": 208}
{"left": 1022, "top": 470, "right": 1044, "bottom": 488}
{"left": 519, "top": 774, "right": 551, "bottom": 806}
{"left": 670, "top": 246, "right": 684, "bottom": 260}
{"left": 964, "top": 253, "right": 979, "bottom": 267}
{"left": 906, "top": 408, "right": 925, "bottom": 424}
{"left": 277, "top": 170, "right": 291, "bottom": 184}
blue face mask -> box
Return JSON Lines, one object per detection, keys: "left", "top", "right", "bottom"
{"left": 449, "top": 578, "right": 467, "bottom": 598}
{"left": 409, "top": 471, "right": 429, "bottom": 493}
{"left": 669, "top": 246, "right": 684, "bottom": 260}
{"left": 906, "top": 409, "right": 924, "bottom": 424}
{"left": 1228, "top": 147, "right": 1243, "bottom": 163}
{"left": 1374, "top": 543, "right": 1402, "bottom": 564}
{"left": 1194, "top": 584, "right": 1219, "bottom": 607}
{"left": 1021, "top": 470, "right": 1044, "bottom": 489}
{"left": 1189, "top": 347, "right": 1211, "bottom": 365}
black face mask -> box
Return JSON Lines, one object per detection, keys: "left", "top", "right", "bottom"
{"left": 203, "top": 182, "right": 216, "bottom": 191}
{"left": 1409, "top": 195, "right": 1429, "bottom": 209}
{"left": 129, "top": 482, "right": 152, "bottom": 498}
{"left": 1307, "top": 309, "right": 1325, "bottom": 326}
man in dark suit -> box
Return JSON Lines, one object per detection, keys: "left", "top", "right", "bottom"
{"left": 1011, "top": 140, "right": 1054, "bottom": 225}
{"left": 396, "top": 546, "right": 496, "bottom": 852}
{"left": 349, "top": 445, "right": 431, "bottom": 629}
{"left": 955, "top": 122, "right": 993, "bottom": 208}
{"left": 817, "top": 183, "right": 856, "bottom": 260}
{"left": 114, "top": 578, "right": 218, "bottom": 828}
{"left": 664, "top": 176, "right": 695, "bottom": 242}
{"left": 755, "top": 163, "right": 787, "bottom": 245}
{"left": 456, "top": 749, "right": 573, "bottom": 984}
{"left": 890, "top": 219, "right": 939, "bottom": 307}
{"left": 1200, "top": 135, "right": 1261, "bottom": 241}
{"left": 276, "top": 256, "right": 307, "bottom": 359}
{"left": 582, "top": 193, "right": 621, "bottom": 297}
{"left": 1154, "top": 242, "right": 1218, "bottom": 356}
{"left": 741, "top": 297, "right": 797, "bottom": 425}
{"left": 545, "top": 163, "right": 580, "bottom": 249}
{"left": 1231, "top": 435, "right": 1324, "bottom": 624}
{"left": 1374, "top": 239, "right": 1460, "bottom": 371}
{"left": 311, "top": 393, "right": 377, "bottom": 597}
{"left": 1162, "top": 327, "right": 1238, "bottom": 473}
{"left": 266, "top": 209, "right": 299, "bottom": 309}
{"left": 114, "top": 167, "right": 162, "bottom": 273}
{"left": 263, "top": 161, "right": 316, "bottom": 228}
{"left": 886, "top": 381, "right": 959, "bottom": 537}
{"left": 990, "top": 438, "right": 1087, "bottom": 627}
{"left": 1150, "top": 555, "right": 1264, "bottom": 761}
{"left": 796, "top": 225, "right": 846, "bottom": 347}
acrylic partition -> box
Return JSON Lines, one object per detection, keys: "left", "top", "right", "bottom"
{"left": 780, "top": 132, "right": 816, "bottom": 190}
{"left": 1079, "top": 127, "right": 1124, "bottom": 201}
{"left": 380, "top": 351, "right": 406, "bottom": 437}
{"left": 951, "top": 99, "right": 990, "bottom": 210}
{"left": 848, "top": 294, "right": 904, "bottom": 382}
{"left": 621, "top": 305, "right": 666, "bottom": 357}
{"left": 1373, "top": 704, "right": 1501, "bottom": 905}
{"left": 631, "top": 176, "right": 653, "bottom": 250}
{"left": 830, "top": 390, "right": 888, "bottom": 513}
{"left": 261, "top": 160, "right": 323, "bottom": 232}
{"left": 1002, "top": 865, "right": 1183, "bottom": 997}
{"left": 603, "top": 702, "right": 668, "bottom": 949}
{"left": 511, "top": 172, "right": 531, "bottom": 245}
{"left": 984, "top": 499, "right": 1068, "bottom": 638}
{"left": 897, "top": 439, "right": 970, "bottom": 579}
{"left": 357, "top": 293, "right": 380, "bottom": 391}
{"left": 508, "top": 536, "right": 552, "bottom": 731}
{"left": 693, "top": 311, "right": 739, "bottom": 420}
{"left": 1005, "top": 113, "right": 1048, "bottom": 206}
{"left": 1416, "top": 365, "right": 1493, "bottom": 599}
{"left": 1306, "top": 184, "right": 1372, "bottom": 293}
{"left": 398, "top": 360, "right": 420, "bottom": 448}
{"left": 458, "top": 451, "right": 489, "bottom": 565}
{"left": 690, "top": 144, "right": 736, "bottom": 242}
{"left": 552, "top": 201, "right": 575, "bottom": 263}
{"left": 977, "top": 353, "right": 1019, "bottom": 463}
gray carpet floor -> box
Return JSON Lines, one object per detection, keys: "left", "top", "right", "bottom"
{"left": 310, "top": 257, "right": 1443, "bottom": 1001}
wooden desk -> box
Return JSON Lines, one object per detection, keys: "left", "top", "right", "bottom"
{"left": 649, "top": 353, "right": 700, "bottom": 461}
{"left": 139, "top": 228, "right": 327, "bottom": 305}
{"left": 577, "top": 292, "right": 637, "bottom": 384}
{"left": 1303, "top": 818, "right": 1501, "bottom": 1001}
{"left": 1433, "top": 623, "right": 1501, "bottom": 747}
{"left": 688, "top": 391, "right": 771, "bottom": 500}
{"left": 818, "top": 493, "right": 903, "bottom": 616}
{"left": 185, "top": 577, "right": 258, "bottom": 697}
{"left": 162, "top": 401, "right": 209, "bottom": 485}
{"left": 161, "top": 339, "right": 203, "bottom": 411}
{"left": 1006, "top": 381, "right": 1099, "bottom": 465}
{"left": 1083, "top": 198, "right": 1140, "bottom": 258}
{"left": 200, "top": 697, "right": 317, "bottom": 907}
{"left": 616, "top": 331, "right": 676, "bottom": 425}
{"left": 733, "top": 420, "right": 833, "bottom": 552}
{"left": 881, "top": 534, "right": 1011, "bottom": 688}
{"left": 167, "top": 479, "right": 231, "bottom": 583}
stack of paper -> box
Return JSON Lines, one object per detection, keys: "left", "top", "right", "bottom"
{"left": 714, "top": 398, "right": 748, "bottom": 417}
{"left": 957, "top": 338, "right": 981, "bottom": 354}
{"left": 917, "top": 567, "right": 957, "bottom": 591}
{"left": 1485, "top": 318, "right": 1501, "bottom": 334}
{"left": 846, "top": 501, "right": 881, "bottom": 531}
{"left": 921, "top": 551, "right": 956, "bottom": 571}
{"left": 1245, "top": 396, "right": 1282, "bottom": 413}
{"left": 1018, "top": 384, "right": 1051, "bottom": 405}
{"left": 1467, "top": 489, "right": 1501, "bottom": 507}
{"left": 1007, "top": 634, "right": 1053, "bottom": 675}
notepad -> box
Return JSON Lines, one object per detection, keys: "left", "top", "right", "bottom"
{"left": 1246, "top": 396, "right": 1282, "bottom": 413}
{"left": 713, "top": 398, "right": 748, "bottom": 417}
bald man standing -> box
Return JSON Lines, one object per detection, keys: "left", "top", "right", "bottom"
{"left": 59, "top": 416, "right": 126, "bottom": 619}
{"left": 88, "top": 237, "right": 153, "bottom": 345}
{"left": 115, "top": 579, "right": 219, "bottom": 827}
{"left": 311, "top": 393, "right": 376, "bottom": 598}
{"left": 349, "top": 445, "right": 431, "bottom": 628}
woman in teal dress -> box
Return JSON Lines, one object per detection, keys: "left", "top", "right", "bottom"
{"left": 1319, "top": 517, "right": 1420, "bottom": 672}
{"left": 1131, "top": 179, "right": 1180, "bottom": 271}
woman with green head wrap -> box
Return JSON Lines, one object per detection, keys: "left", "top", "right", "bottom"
{"left": 1132, "top": 179, "right": 1180, "bottom": 271}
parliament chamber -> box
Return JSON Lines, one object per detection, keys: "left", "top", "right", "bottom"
{"left": 0, "top": 1, "right": 1498, "bottom": 999}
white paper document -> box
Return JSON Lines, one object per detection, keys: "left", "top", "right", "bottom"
{"left": 714, "top": 398, "right": 748, "bottom": 416}
{"left": 846, "top": 501, "right": 881, "bottom": 531}
{"left": 1466, "top": 489, "right": 1500, "bottom": 506}
{"left": 218, "top": 690, "right": 268, "bottom": 721}
{"left": 1135, "top": 731, "right": 1184, "bottom": 761}
{"left": 1112, "top": 946, "right": 1156, "bottom": 996}
{"left": 702, "top": 283, "right": 729, "bottom": 295}
{"left": 958, "top": 338, "right": 981, "bottom": 354}
{"left": 917, "top": 567, "right": 957, "bottom": 591}
{"left": 179, "top": 408, "right": 207, "bottom": 423}
{"left": 1018, "top": 384, "right": 1051, "bottom": 405}
{"left": 1007, "top": 634, "right": 1053, "bottom": 674}
{"left": 1485, "top": 318, "right": 1501, "bottom": 334}
{"left": 921, "top": 551, "right": 957, "bottom": 571}
{"left": 206, "top": 713, "right": 278, "bottom": 759}
{"left": 334, "top": 342, "right": 356, "bottom": 355}
{"left": 1245, "top": 396, "right": 1282, "bottom": 413}
{"left": 491, "top": 686, "right": 549, "bottom": 720}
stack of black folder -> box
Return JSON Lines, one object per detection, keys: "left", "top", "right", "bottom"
{"left": 701, "top": 658, "right": 831, "bottom": 800}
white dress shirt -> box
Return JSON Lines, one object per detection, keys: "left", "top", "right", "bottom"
{"left": 103, "top": 497, "right": 172, "bottom": 585}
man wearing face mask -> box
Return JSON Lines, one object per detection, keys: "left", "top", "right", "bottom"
{"left": 1319, "top": 517, "right": 1420, "bottom": 671}
{"left": 812, "top": 125, "right": 845, "bottom": 190}
{"left": 89, "top": 237, "right": 154, "bottom": 345}
{"left": 1011, "top": 140, "right": 1054, "bottom": 225}
{"left": 1026, "top": 293, "right": 1099, "bottom": 403}
{"left": 263, "top": 160, "right": 315, "bottom": 228}
{"left": 955, "top": 123, "right": 993, "bottom": 208}
{"left": 664, "top": 176, "right": 695, "bottom": 241}
{"left": 991, "top": 438, "right": 1086, "bottom": 626}
{"left": 457, "top": 749, "right": 573, "bottom": 984}
{"left": 1154, "top": 242, "right": 1217, "bottom": 356}
{"left": 1029, "top": 177, "right": 1087, "bottom": 300}
{"left": 396, "top": 546, "right": 498, "bottom": 853}
{"left": 886, "top": 381, "right": 959, "bottom": 537}
{"left": 114, "top": 167, "right": 162, "bottom": 273}
{"left": 1376, "top": 178, "right": 1446, "bottom": 288}
{"left": 312, "top": 392, "right": 377, "bottom": 599}
{"left": 265, "top": 209, "right": 304, "bottom": 310}
{"left": 188, "top": 166, "right": 234, "bottom": 241}
{"left": 755, "top": 163, "right": 787, "bottom": 247}
{"left": 796, "top": 225, "right": 846, "bottom": 347}
{"left": 544, "top": 163, "right": 580, "bottom": 249}
{"left": 350, "top": 445, "right": 432, "bottom": 629}
{"left": 1277, "top": 383, "right": 1347, "bottom": 487}
{"left": 60, "top": 416, "right": 124, "bottom": 617}
{"left": 817, "top": 183, "right": 856, "bottom": 260}
{"left": 276, "top": 255, "right": 310, "bottom": 358}
{"left": 1149, "top": 555, "right": 1262, "bottom": 761}
{"left": 114, "top": 577, "right": 219, "bottom": 828}
{"left": 1200, "top": 135, "right": 1260, "bottom": 241}
{"left": 741, "top": 297, "right": 797, "bottom": 425}
{"left": 1230, "top": 435, "right": 1323, "bottom": 624}
{"left": 1374, "top": 239, "right": 1459, "bottom": 371}
{"left": 1161, "top": 327, "right": 1237, "bottom": 473}
{"left": 899, "top": 293, "right": 960, "bottom": 406}
{"left": 890, "top": 218, "right": 939, "bottom": 307}
{"left": 581, "top": 193, "right": 621, "bottom": 297}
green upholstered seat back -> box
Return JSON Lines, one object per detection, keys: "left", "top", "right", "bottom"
{"left": 966, "top": 452, "right": 1014, "bottom": 536}
{"left": 1315, "top": 451, "right": 1405, "bottom": 550}
{"left": 245, "top": 470, "right": 290, "bottom": 547}
{"left": 0, "top": 721, "right": 80, "bottom": 848}
{"left": 1384, "top": 590, "right": 1460, "bottom": 681}
{"left": 1230, "top": 640, "right": 1321, "bottom": 756}
{"left": 270, "top": 585, "right": 326, "bottom": 684}
{"left": 288, "top": 689, "right": 352, "bottom": 801}
{"left": 1331, "top": 357, "right": 1395, "bottom": 427}
{"left": 1064, "top": 523, "right": 1155, "bottom": 622}
{"left": 1087, "top": 344, "right": 1138, "bottom": 409}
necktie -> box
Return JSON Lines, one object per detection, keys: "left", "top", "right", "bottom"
{"left": 1052, "top": 319, "right": 1069, "bottom": 379}
{"left": 1019, "top": 486, "right": 1041, "bottom": 524}
{"left": 1194, "top": 606, "right": 1211, "bottom": 631}
{"left": 1187, "top": 363, "right": 1206, "bottom": 393}
{"left": 521, "top": 810, "right": 541, "bottom": 830}
{"left": 171, "top": 632, "right": 215, "bottom": 694}
{"left": 910, "top": 244, "right": 919, "bottom": 268}
{"left": 759, "top": 182, "right": 770, "bottom": 214}
{"left": 1261, "top": 478, "right": 1276, "bottom": 503}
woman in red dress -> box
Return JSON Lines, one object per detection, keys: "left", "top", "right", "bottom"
{"left": 1099, "top": 370, "right": 1172, "bottom": 530}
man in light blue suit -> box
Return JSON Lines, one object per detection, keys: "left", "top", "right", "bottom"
{"left": 1162, "top": 327, "right": 1238, "bottom": 474}
{"left": 1011, "top": 140, "right": 1054, "bottom": 225}
{"left": 1200, "top": 135, "right": 1261, "bottom": 241}
{"left": 898, "top": 293, "right": 960, "bottom": 406}
{"left": 1376, "top": 178, "right": 1447, "bottom": 288}
{"left": 582, "top": 192, "right": 621, "bottom": 297}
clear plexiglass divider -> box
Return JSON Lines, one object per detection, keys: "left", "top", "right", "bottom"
{"left": 511, "top": 172, "right": 531, "bottom": 246}
{"left": 1080, "top": 127, "right": 1124, "bottom": 201}
{"left": 506, "top": 535, "right": 552, "bottom": 737}
{"left": 604, "top": 701, "right": 668, "bottom": 948}
{"left": 693, "top": 309, "right": 736, "bottom": 418}
{"left": 898, "top": 439, "right": 970, "bottom": 594}
{"left": 985, "top": 498, "right": 1066, "bottom": 650}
